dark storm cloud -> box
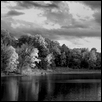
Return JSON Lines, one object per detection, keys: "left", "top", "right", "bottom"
{"left": 20, "top": 28, "right": 101, "bottom": 40}
{"left": 15, "top": 1, "right": 59, "bottom": 9}
{"left": 94, "top": 14, "right": 101, "bottom": 26}
{"left": 14, "top": 28, "right": 102, "bottom": 39}
{"left": 82, "top": 1, "right": 101, "bottom": 9}
{"left": 61, "top": 24, "right": 88, "bottom": 29}
{"left": 1, "top": 20, "right": 24, "bottom": 38}
{"left": 81, "top": 1, "right": 101, "bottom": 26}
{"left": 93, "top": 10, "right": 101, "bottom": 26}
{"left": 2, "top": 16, "right": 101, "bottom": 39}
{"left": 1, "top": 18, "right": 101, "bottom": 41}
{"left": 6, "top": 10, "right": 24, "bottom": 16}
{"left": 47, "top": 29, "right": 101, "bottom": 38}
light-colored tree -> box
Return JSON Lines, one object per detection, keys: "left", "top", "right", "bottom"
{"left": 45, "top": 53, "right": 53, "bottom": 66}
{"left": 5, "top": 46, "right": 19, "bottom": 73}
{"left": 30, "top": 48, "right": 41, "bottom": 68}
{"left": 40, "top": 53, "right": 54, "bottom": 69}
{"left": 89, "top": 48, "right": 97, "bottom": 62}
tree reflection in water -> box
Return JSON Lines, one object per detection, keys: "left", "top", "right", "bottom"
{"left": 1, "top": 75, "right": 101, "bottom": 101}
{"left": 1, "top": 77, "right": 19, "bottom": 101}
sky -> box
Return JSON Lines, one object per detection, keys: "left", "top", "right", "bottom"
{"left": 1, "top": 1, "right": 101, "bottom": 52}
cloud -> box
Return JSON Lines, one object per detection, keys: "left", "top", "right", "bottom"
{"left": 11, "top": 8, "right": 46, "bottom": 25}
{"left": 79, "top": 1, "right": 101, "bottom": 26}
{"left": 61, "top": 23, "right": 89, "bottom": 29}
{"left": 6, "top": 10, "right": 24, "bottom": 16}
{"left": 43, "top": 22, "right": 61, "bottom": 30}
{"left": 1, "top": 1, "right": 101, "bottom": 52}
{"left": 81, "top": 1, "right": 101, "bottom": 10}
{"left": 14, "top": 1, "right": 59, "bottom": 9}
{"left": 47, "top": 28, "right": 101, "bottom": 38}
{"left": 93, "top": 10, "right": 101, "bottom": 26}
{"left": 45, "top": 1, "right": 99, "bottom": 30}
{"left": 44, "top": 8, "right": 72, "bottom": 26}
{"left": 58, "top": 37, "right": 101, "bottom": 52}
{"left": 11, "top": 22, "right": 31, "bottom": 29}
{"left": 1, "top": 16, "right": 101, "bottom": 39}
{"left": 67, "top": 1, "right": 94, "bottom": 22}
{"left": 1, "top": 20, "right": 26, "bottom": 37}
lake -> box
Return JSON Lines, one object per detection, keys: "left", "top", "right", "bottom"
{"left": 1, "top": 74, "right": 101, "bottom": 101}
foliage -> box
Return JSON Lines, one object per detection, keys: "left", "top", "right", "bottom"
{"left": 17, "top": 35, "right": 33, "bottom": 47}
{"left": 1, "top": 44, "right": 9, "bottom": 71}
{"left": 60, "top": 52, "right": 66, "bottom": 67}
{"left": 1, "top": 28, "right": 101, "bottom": 74}
{"left": 1, "top": 28, "right": 14, "bottom": 46}
{"left": 17, "top": 44, "right": 40, "bottom": 73}
{"left": 5, "top": 46, "right": 19, "bottom": 73}
{"left": 1, "top": 45, "right": 19, "bottom": 73}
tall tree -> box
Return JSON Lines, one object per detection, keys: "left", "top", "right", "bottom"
{"left": 17, "top": 44, "right": 40, "bottom": 73}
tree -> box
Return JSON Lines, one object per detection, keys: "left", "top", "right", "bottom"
{"left": 88, "top": 48, "right": 97, "bottom": 69}
{"left": 96, "top": 52, "right": 101, "bottom": 69}
{"left": 45, "top": 53, "right": 54, "bottom": 69}
{"left": 17, "top": 35, "right": 33, "bottom": 47}
{"left": 1, "top": 28, "right": 14, "bottom": 46}
{"left": 1, "top": 44, "right": 9, "bottom": 71}
{"left": 17, "top": 44, "right": 40, "bottom": 73}
{"left": 89, "top": 48, "right": 97, "bottom": 61}
{"left": 5, "top": 46, "right": 19, "bottom": 73}
{"left": 60, "top": 44, "right": 70, "bottom": 67}
{"left": 46, "top": 40, "right": 61, "bottom": 67}
{"left": 30, "top": 48, "right": 41, "bottom": 68}
{"left": 32, "top": 34, "right": 49, "bottom": 58}
{"left": 61, "top": 44, "right": 69, "bottom": 53}
{"left": 1, "top": 45, "right": 19, "bottom": 73}
{"left": 60, "top": 52, "right": 66, "bottom": 67}
{"left": 68, "top": 49, "right": 82, "bottom": 69}
{"left": 81, "top": 49, "right": 90, "bottom": 69}
{"left": 45, "top": 38, "right": 61, "bottom": 55}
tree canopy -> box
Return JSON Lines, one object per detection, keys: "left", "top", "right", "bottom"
{"left": 1, "top": 28, "right": 101, "bottom": 74}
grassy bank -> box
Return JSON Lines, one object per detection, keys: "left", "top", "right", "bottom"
{"left": 1, "top": 68, "right": 101, "bottom": 77}
{"left": 1, "top": 67, "right": 101, "bottom": 77}
{"left": 1, "top": 69, "right": 51, "bottom": 77}
{"left": 53, "top": 67, "right": 101, "bottom": 73}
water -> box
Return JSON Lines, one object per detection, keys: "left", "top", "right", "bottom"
{"left": 1, "top": 74, "right": 101, "bottom": 101}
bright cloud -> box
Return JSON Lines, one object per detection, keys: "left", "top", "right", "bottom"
{"left": 43, "top": 22, "right": 61, "bottom": 30}
{"left": 1, "top": 2, "right": 10, "bottom": 16}
{"left": 12, "top": 8, "right": 46, "bottom": 23}
{"left": 11, "top": 7, "right": 62, "bottom": 30}
{"left": 67, "top": 1, "right": 94, "bottom": 22}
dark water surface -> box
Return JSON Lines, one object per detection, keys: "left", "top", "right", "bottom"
{"left": 1, "top": 74, "right": 101, "bottom": 101}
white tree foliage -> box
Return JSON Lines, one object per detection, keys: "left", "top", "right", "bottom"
{"left": 6, "top": 46, "right": 19, "bottom": 73}
{"left": 45, "top": 53, "right": 53, "bottom": 67}
{"left": 30, "top": 48, "right": 41, "bottom": 68}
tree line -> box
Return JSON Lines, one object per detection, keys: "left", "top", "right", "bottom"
{"left": 1, "top": 28, "right": 101, "bottom": 74}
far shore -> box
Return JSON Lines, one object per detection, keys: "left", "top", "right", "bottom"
{"left": 1, "top": 69, "right": 101, "bottom": 77}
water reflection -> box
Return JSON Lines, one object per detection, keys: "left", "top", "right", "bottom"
{"left": 1, "top": 77, "right": 19, "bottom": 101}
{"left": 1, "top": 75, "right": 101, "bottom": 101}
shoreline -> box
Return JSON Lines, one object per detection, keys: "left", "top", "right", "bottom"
{"left": 1, "top": 70, "right": 101, "bottom": 77}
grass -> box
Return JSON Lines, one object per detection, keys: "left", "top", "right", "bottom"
{"left": 1, "top": 67, "right": 101, "bottom": 77}
{"left": 54, "top": 67, "right": 101, "bottom": 72}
